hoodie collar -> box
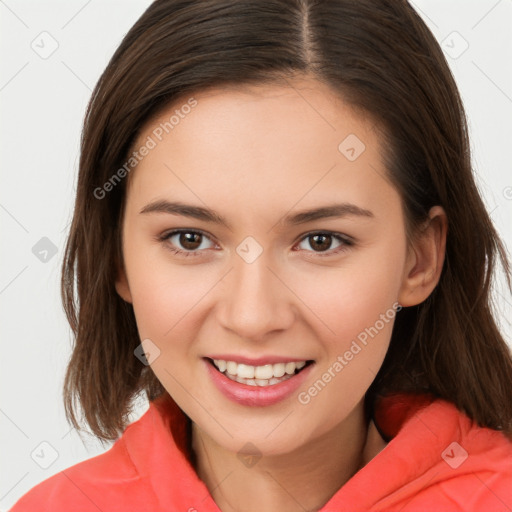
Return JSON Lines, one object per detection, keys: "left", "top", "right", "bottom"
{"left": 125, "top": 391, "right": 456, "bottom": 511}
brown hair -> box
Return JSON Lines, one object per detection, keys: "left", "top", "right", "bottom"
{"left": 61, "top": 0, "right": 512, "bottom": 444}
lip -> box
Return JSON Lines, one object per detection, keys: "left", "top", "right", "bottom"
{"left": 204, "top": 354, "right": 310, "bottom": 366}
{"left": 203, "top": 357, "right": 315, "bottom": 407}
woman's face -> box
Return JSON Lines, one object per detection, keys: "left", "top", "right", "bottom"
{"left": 116, "top": 76, "right": 414, "bottom": 455}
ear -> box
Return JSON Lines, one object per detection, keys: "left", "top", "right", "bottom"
{"left": 398, "top": 206, "right": 447, "bottom": 307}
{"left": 114, "top": 257, "right": 133, "bottom": 304}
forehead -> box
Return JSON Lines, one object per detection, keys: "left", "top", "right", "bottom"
{"left": 125, "top": 78, "right": 395, "bottom": 219}
{"left": 141, "top": 77, "right": 377, "bottom": 144}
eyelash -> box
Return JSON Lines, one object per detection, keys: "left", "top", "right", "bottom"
{"left": 158, "top": 229, "right": 354, "bottom": 259}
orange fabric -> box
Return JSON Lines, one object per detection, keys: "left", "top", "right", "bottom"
{"left": 10, "top": 392, "right": 512, "bottom": 511}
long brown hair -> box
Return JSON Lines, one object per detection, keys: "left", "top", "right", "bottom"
{"left": 61, "top": 0, "right": 512, "bottom": 444}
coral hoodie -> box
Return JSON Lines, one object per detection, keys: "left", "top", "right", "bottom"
{"left": 9, "top": 392, "right": 512, "bottom": 511}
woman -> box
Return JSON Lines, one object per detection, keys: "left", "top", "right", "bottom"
{"left": 10, "top": 0, "right": 512, "bottom": 511}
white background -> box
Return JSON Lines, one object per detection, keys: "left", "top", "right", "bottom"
{"left": 1, "top": 0, "right": 511, "bottom": 509}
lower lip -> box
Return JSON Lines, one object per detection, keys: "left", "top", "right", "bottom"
{"left": 203, "top": 358, "right": 315, "bottom": 407}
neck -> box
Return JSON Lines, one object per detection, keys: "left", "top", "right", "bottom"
{"left": 190, "top": 399, "right": 387, "bottom": 512}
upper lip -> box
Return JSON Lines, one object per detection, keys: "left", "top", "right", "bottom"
{"left": 205, "top": 354, "right": 313, "bottom": 366}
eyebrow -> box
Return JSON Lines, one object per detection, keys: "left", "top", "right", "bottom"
{"left": 139, "top": 199, "right": 374, "bottom": 229}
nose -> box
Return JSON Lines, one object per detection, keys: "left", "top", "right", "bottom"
{"left": 216, "top": 249, "right": 296, "bottom": 341}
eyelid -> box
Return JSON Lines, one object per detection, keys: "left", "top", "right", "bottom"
{"left": 293, "top": 230, "right": 354, "bottom": 257}
{"left": 159, "top": 228, "right": 219, "bottom": 250}
{"left": 295, "top": 229, "right": 353, "bottom": 245}
{"left": 160, "top": 228, "right": 354, "bottom": 258}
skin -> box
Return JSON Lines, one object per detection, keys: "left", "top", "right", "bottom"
{"left": 115, "top": 75, "right": 447, "bottom": 512}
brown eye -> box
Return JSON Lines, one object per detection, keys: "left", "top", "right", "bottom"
{"left": 296, "top": 231, "right": 353, "bottom": 256}
{"left": 179, "top": 232, "right": 202, "bottom": 250}
{"left": 308, "top": 234, "right": 333, "bottom": 252}
{"left": 161, "top": 229, "right": 216, "bottom": 256}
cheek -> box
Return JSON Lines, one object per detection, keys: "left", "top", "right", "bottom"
{"left": 122, "top": 232, "right": 215, "bottom": 341}
{"left": 129, "top": 265, "right": 214, "bottom": 339}
{"left": 292, "top": 243, "right": 404, "bottom": 343}
{"left": 126, "top": 258, "right": 215, "bottom": 401}
{"left": 292, "top": 262, "right": 400, "bottom": 429}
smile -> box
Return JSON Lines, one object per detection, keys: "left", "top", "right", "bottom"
{"left": 204, "top": 357, "right": 316, "bottom": 407}
{"left": 211, "top": 358, "right": 312, "bottom": 386}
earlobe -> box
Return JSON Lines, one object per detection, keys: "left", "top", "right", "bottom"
{"left": 398, "top": 206, "right": 447, "bottom": 307}
{"left": 114, "top": 260, "right": 133, "bottom": 304}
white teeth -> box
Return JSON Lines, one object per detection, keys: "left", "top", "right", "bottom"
{"left": 226, "top": 361, "right": 237, "bottom": 375}
{"left": 273, "top": 363, "right": 286, "bottom": 378}
{"left": 212, "top": 358, "right": 309, "bottom": 379}
{"left": 224, "top": 371, "right": 295, "bottom": 387}
{"left": 285, "top": 362, "right": 296, "bottom": 374}
{"left": 215, "top": 359, "right": 227, "bottom": 372}
{"left": 254, "top": 364, "right": 273, "bottom": 380}
{"left": 237, "top": 363, "right": 255, "bottom": 379}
